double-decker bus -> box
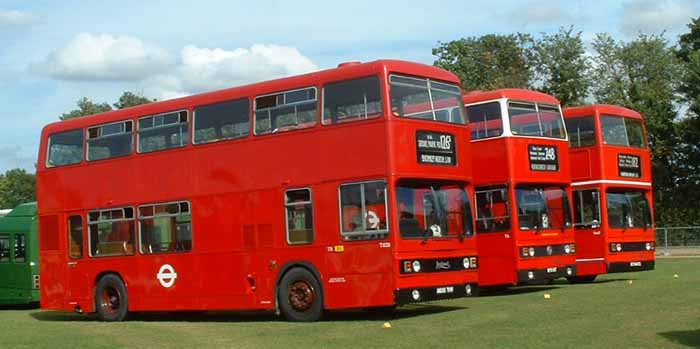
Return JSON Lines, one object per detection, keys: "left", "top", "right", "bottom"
{"left": 37, "top": 60, "right": 478, "bottom": 322}
{"left": 563, "top": 105, "right": 655, "bottom": 282}
{"left": 463, "top": 89, "right": 576, "bottom": 287}
{"left": 0, "top": 202, "right": 40, "bottom": 306}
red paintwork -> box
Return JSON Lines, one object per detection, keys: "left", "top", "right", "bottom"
{"left": 465, "top": 89, "right": 576, "bottom": 286}
{"left": 37, "top": 60, "right": 477, "bottom": 314}
{"left": 563, "top": 105, "right": 655, "bottom": 276}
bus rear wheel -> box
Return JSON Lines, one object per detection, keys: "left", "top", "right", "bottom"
{"left": 95, "top": 274, "right": 128, "bottom": 322}
{"left": 278, "top": 268, "right": 323, "bottom": 322}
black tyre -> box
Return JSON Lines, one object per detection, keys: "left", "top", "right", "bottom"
{"left": 566, "top": 275, "right": 597, "bottom": 284}
{"left": 95, "top": 274, "right": 128, "bottom": 322}
{"left": 277, "top": 268, "right": 323, "bottom": 322}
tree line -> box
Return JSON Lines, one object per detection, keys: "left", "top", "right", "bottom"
{"left": 4, "top": 19, "right": 700, "bottom": 228}
{"left": 434, "top": 18, "right": 700, "bottom": 227}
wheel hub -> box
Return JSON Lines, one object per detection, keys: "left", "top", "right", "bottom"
{"left": 288, "top": 281, "right": 314, "bottom": 312}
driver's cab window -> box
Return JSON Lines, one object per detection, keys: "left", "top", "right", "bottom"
{"left": 339, "top": 181, "right": 388, "bottom": 240}
{"left": 475, "top": 186, "right": 511, "bottom": 233}
{"left": 572, "top": 189, "right": 600, "bottom": 228}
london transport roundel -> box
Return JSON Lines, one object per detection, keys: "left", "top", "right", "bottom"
{"left": 157, "top": 264, "right": 178, "bottom": 288}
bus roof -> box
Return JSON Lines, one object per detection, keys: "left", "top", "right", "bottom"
{"left": 462, "top": 88, "right": 560, "bottom": 105}
{"left": 563, "top": 104, "right": 644, "bottom": 120}
{"left": 5, "top": 202, "right": 37, "bottom": 217}
{"left": 41, "top": 60, "right": 461, "bottom": 135}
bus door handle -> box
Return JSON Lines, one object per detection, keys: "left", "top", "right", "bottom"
{"left": 67, "top": 262, "right": 78, "bottom": 269}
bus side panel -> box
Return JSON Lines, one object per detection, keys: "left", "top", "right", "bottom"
{"left": 39, "top": 250, "right": 65, "bottom": 310}
{"left": 476, "top": 233, "right": 517, "bottom": 286}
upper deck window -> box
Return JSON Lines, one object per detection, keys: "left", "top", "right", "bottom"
{"left": 322, "top": 76, "right": 383, "bottom": 125}
{"left": 194, "top": 98, "right": 250, "bottom": 144}
{"left": 565, "top": 116, "right": 596, "bottom": 148}
{"left": 515, "top": 186, "right": 572, "bottom": 231}
{"left": 87, "top": 120, "right": 134, "bottom": 161}
{"left": 254, "top": 87, "right": 317, "bottom": 135}
{"left": 606, "top": 190, "right": 651, "bottom": 229}
{"left": 601, "top": 115, "right": 647, "bottom": 148}
{"left": 47, "top": 129, "right": 83, "bottom": 167}
{"left": 138, "top": 110, "right": 189, "bottom": 153}
{"left": 509, "top": 102, "right": 566, "bottom": 139}
{"left": 467, "top": 102, "right": 503, "bottom": 139}
{"left": 389, "top": 75, "right": 466, "bottom": 125}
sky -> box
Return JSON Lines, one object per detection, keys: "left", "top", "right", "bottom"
{"left": 0, "top": 0, "right": 698, "bottom": 173}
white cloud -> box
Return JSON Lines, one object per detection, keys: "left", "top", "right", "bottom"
{"left": 0, "top": 10, "right": 36, "bottom": 27}
{"left": 34, "top": 34, "right": 319, "bottom": 100}
{"left": 620, "top": 0, "right": 698, "bottom": 36}
{"left": 141, "top": 44, "right": 319, "bottom": 100}
{"left": 32, "top": 33, "right": 174, "bottom": 81}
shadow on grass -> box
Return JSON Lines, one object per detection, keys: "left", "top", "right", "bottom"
{"left": 30, "top": 304, "right": 465, "bottom": 323}
{"left": 658, "top": 329, "right": 700, "bottom": 347}
{"left": 478, "top": 285, "right": 560, "bottom": 297}
{"left": 0, "top": 302, "right": 40, "bottom": 310}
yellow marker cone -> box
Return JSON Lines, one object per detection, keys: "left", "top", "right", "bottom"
{"left": 628, "top": 280, "right": 633, "bottom": 284}
{"left": 383, "top": 322, "right": 392, "bottom": 329}
{"left": 544, "top": 293, "right": 551, "bottom": 299}
{"left": 673, "top": 274, "right": 679, "bottom": 278}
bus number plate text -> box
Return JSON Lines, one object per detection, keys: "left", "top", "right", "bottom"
{"left": 528, "top": 145, "right": 559, "bottom": 171}
{"left": 436, "top": 286, "right": 454, "bottom": 295}
{"left": 618, "top": 154, "right": 641, "bottom": 178}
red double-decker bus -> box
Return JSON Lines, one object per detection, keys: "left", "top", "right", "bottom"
{"left": 563, "top": 105, "right": 655, "bottom": 282}
{"left": 464, "top": 89, "right": 576, "bottom": 287}
{"left": 37, "top": 60, "right": 478, "bottom": 322}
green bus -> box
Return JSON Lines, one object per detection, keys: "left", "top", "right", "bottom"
{"left": 0, "top": 202, "right": 39, "bottom": 306}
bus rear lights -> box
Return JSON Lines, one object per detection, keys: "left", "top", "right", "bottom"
{"left": 527, "top": 271, "right": 535, "bottom": 280}
{"left": 645, "top": 242, "right": 654, "bottom": 251}
{"left": 411, "top": 290, "right": 421, "bottom": 301}
{"left": 33, "top": 275, "right": 40, "bottom": 289}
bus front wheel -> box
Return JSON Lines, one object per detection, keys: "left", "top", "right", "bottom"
{"left": 94, "top": 274, "right": 129, "bottom": 322}
{"left": 277, "top": 267, "right": 323, "bottom": 322}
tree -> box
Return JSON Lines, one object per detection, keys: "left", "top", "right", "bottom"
{"left": 529, "top": 27, "right": 591, "bottom": 107}
{"left": 60, "top": 97, "right": 112, "bottom": 120}
{"left": 0, "top": 169, "right": 36, "bottom": 209}
{"left": 591, "top": 33, "right": 681, "bottom": 225}
{"left": 113, "top": 91, "right": 155, "bottom": 109}
{"left": 433, "top": 34, "right": 533, "bottom": 91}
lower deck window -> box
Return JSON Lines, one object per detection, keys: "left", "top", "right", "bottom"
{"left": 573, "top": 189, "right": 601, "bottom": 228}
{"left": 340, "top": 181, "right": 388, "bottom": 240}
{"left": 0, "top": 236, "right": 9, "bottom": 262}
{"left": 139, "top": 201, "right": 192, "bottom": 254}
{"left": 285, "top": 189, "right": 314, "bottom": 244}
{"left": 475, "top": 186, "right": 511, "bottom": 233}
{"left": 14, "top": 234, "right": 26, "bottom": 263}
{"left": 88, "top": 207, "right": 136, "bottom": 257}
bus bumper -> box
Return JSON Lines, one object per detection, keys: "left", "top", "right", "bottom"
{"left": 607, "top": 260, "right": 655, "bottom": 273}
{"left": 517, "top": 265, "right": 576, "bottom": 283}
{"left": 395, "top": 283, "right": 478, "bottom": 305}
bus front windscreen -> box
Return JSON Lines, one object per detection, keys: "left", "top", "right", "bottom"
{"left": 396, "top": 181, "right": 473, "bottom": 239}
{"left": 516, "top": 186, "right": 572, "bottom": 231}
{"left": 509, "top": 102, "right": 566, "bottom": 139}
{"left": 606, "top": 190, "right": 651, "bottom": 228}
{"left": 389, "top": 75, "right": 466, "bottom": 125}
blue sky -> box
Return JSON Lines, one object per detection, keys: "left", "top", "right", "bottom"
{"left": 0, "top": 0, "right": 698, "bottom": 173}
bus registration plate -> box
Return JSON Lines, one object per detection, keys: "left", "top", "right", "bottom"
{"left": 547, "top": 267, "right": 557, "bottom": 273}
{"left": 630, "top": 261, "right": 642, "bottom": 267}
{"left": 436, "top": 286, "right": 454, "bottom": 295}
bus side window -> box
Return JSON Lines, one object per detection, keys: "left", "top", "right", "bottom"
{"left": 139, "top": 202, "right": 192, "bottom": 254}
{"left": 0, "top": 235, "right": 9, "bottom": 262}
{"left": 339, "top": 181, "right": 388, "bottom": 240}
{"left": 14, "top": 234, "right": 26, "bottom": 263}
{"left": 285, "top": 189, "right": 314, "bottom": 245}
{"left": 68, "top": 216, "right": 83, "bottom": 259}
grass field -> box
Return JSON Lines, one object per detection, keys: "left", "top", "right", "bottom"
{"left": 0, "top": 258, "right": 698, "bottom": 348}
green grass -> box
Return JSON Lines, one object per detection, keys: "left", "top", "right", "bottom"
{"left": 0, "top": 258, "right": 698, "bottom": 348}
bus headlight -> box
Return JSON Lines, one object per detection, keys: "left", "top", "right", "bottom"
{"left": 411, "top": 289, "right": 421, "bottom": 301}
{"left": 645, "top": 242, "right": 653, "bottom": 251}
{"left": 412, "top": 260, "right": 421, "bottom": 273}
{"left": 564, "top": 244, "right": 571, "bottom": 254}
{"left": 463, "top": 257, "right": 470, "bottom": 269}
{"left": 610, "top": 243, "right": 623, "bottom": 252}
{"left": 528, "top": 247, "right": 535, "bottom": 257}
